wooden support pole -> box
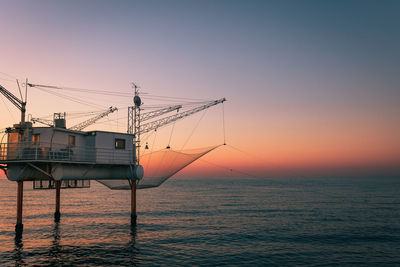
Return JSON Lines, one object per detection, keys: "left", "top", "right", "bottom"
{"left": 131, "top": 181, "right": 137, "bottom": 223}
{"left": 54, "top": 180, "right": 61, "bottom": 222}
{"left": 15, "top": 180, "right": 24, "bottom": 235}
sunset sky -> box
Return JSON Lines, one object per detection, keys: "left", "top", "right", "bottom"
{"left": 1, "top": 0, "right": 399, "bottom": 178}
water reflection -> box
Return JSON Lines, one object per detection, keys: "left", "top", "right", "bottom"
{"left": 13, "top": 236, "right": 25, "bottom": 266}
{"left": 128, "top": 222, "right": 140, "bottom": 265}
{"left": 48, "top": 222, "right": 63, "bottom": 266}
{"left": 11, "top": 221, "right": 141, "bottom": 266}
{"left": 3, "top": 178, "right": 400, "bottom": 266}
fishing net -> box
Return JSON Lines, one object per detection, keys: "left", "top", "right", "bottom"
{"left": 97, "top": 145, "right": 219, "bottom": 190}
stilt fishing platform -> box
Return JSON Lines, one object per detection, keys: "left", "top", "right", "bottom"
{"left": 0, "top": 80, "right": 225, "bottom": 238}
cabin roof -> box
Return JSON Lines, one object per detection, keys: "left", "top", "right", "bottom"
{"left": 31, "top": 126, "right": 133, "bottom": 136}
{"left": 86, "top": 130, "right": 134, "bottom": 136}
{"left": 32, "top": 126, "right": 89, "bottom": 135}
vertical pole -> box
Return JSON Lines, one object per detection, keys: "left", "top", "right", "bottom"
{"left": 131, "top": 181, "right": 137, "bottom": 223}
{"left": 15, "top": 180, "right": 24, "bottom": 235}
{"left": 132, "top": 83, "right": 141, "bottom": 165}
{"left": 133, "top": 89, "right": 137, "bottom": 164}
{"left": 131, "top": 83, "right": 140, "bottom": 224}
{"left": 130, "top": 83, "right": 141, "bottom": 224}
{"left": 54, "top": 180, "right": 61, "bottom": 222}
{"left": 21, "top": 103, "right": 26, "bottom": 124}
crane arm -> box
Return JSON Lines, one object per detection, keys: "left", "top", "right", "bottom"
{"left": 31, "top": 118, "right": 54, "bottom": 127}
{"left": 138, "top": 98, "right": 226, "bottom": 135}
{"left": 69, "top": 106, "right": 118, "bottom": 131}
{"left": 140, "top": 105, "right": 182, "bottom": 122}
{"left": 0, "top": 84, "right": 24, "bottom": 111}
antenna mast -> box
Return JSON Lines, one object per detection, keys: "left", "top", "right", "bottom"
{"left": 128, "top": 83, "right": 141, "bottom": 165}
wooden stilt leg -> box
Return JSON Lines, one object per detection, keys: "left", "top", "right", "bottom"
{"left": 54, "top": 180, "right": 61, "bottom": 222}
{"left": 15, "top": 180, "right": 24, "bottom": 235}
{"left": 131, "top": 181, "right": 137, "bottom": 223}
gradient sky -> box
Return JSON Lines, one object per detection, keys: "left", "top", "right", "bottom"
{"left": 1, "top": 0, "right": 399, "bottom": 178}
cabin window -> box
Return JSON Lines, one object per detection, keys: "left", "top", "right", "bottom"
{"left": 32, "top": 134, "right": 40, "bottom": 145}
{"left": 68, "top": 135, "right": 76, "bottom": 146}
{"left": 115, "top": 138, "right": 125, "bottom": 149}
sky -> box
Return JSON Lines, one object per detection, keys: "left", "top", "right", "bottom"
{"left": 0, "top": 0, "right": 399, "bottom": 178}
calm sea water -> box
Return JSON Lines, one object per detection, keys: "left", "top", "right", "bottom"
{"left": 0, "top": 177, "right": 399, "bottom": 266}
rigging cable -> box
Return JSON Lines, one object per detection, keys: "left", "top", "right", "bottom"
{"left": 0, "top": 77, "right": 15, "bottom": 82}
{"left": 165, "top": 109, "right": 208, "bottom": 174}
{"left": 156, "top": 122, "right": 177, "bottom": 172}
{"left": 144, "top": 93, "right": 210, "bottom": 102}
{"left": 167, "top": 121, "right": 176, "bottom": 149}
{"left": 0, "top": 71, "right": 19, "bottom": 80}
{"left": 197, "top": 157, "right": 261, "bottom": 178}
{"left": 226, "top": 144, "right": 267, "bottom": 164}
{"left": 141, "top": 131, "right": 156, "bottom": 151}
{"left": 15, "top": 80, "right": 22, "bottom": 102}
{"left": 34, "top": 87, "right": 106, "bottom": 109}
{"left": 30, "top": 84, "right": 132, "bottom": 97}
{"left": 0, "top": 96, "right": 16, "bottom": 121}
{"left": 225, "top": 144, "right": 308, "bottom": 179}
{"left": 116, "top": 108, "right": 119, "bottom": 132}
{"left": 180, "top": 109, "right": 208, "bottom": 151}
{"left": 222, "top": 101, "right": 226, "bottom": 145}
{"left": 145, "top": 129, "right": 158, "bottom": 173}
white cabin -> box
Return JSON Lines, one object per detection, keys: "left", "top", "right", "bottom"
{"left": 0, "top": 121, "right": 142, "bottom": 182}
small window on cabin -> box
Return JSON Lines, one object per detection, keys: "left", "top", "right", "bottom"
{"left": 68, "top": 135, "right": 76, "bottom": 146}
{"left": 115, "top": 138, "right": 125, "bottom": 149}
{"left": 32, "top": 134, "right": 40, "bottom": 145}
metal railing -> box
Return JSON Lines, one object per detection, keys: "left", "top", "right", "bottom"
{"left": 0, "top": 142, "right": 134, "bottom": 164}
{"left": 33, "top": 179, "right": 91, "bottom": 189}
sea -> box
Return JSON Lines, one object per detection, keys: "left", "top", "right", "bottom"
{"left": 0, "top": 177, "right": 399, "bottom": 266}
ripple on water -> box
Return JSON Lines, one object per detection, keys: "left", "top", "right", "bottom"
{"left": 0, "top": 177, "right": 400, "bottom": 266}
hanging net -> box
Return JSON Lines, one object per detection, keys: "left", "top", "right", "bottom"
{"left": 97, "top": 145, "right": 220, "bottom": 190}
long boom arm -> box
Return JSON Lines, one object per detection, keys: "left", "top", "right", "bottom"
{"left": 0, "top": 85, "right": 24, "bottom": 110}
{"left": 140, "top": 105, "right": 182, "bottom": 122}
{"left": 69, "top": 106, "right": 118, "bottom": 131}
{"left": 0, "top": 84, "right": 26, "bottom": 122}
{"left": 139, "top": 98, "right": 226, "bottom": 135}
{"left": 31, "top": 117, "right": 54, "bottom": 127}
